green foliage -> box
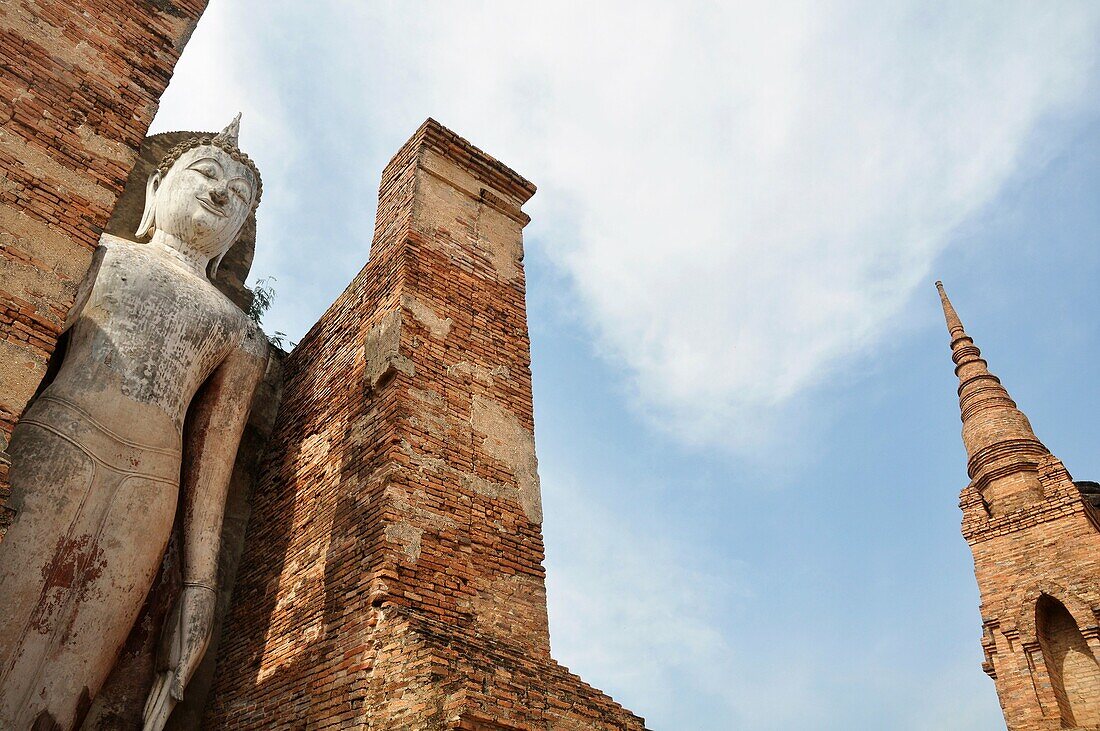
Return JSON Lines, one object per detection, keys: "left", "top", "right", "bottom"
{"left": 247, "top": 276, "right": 296, "bottom": 351}
{"left": 268, "top": 331, "right": 294, "bottom": 350}
{"left": 247, "top": 276, "right": 276, "bottom": 325}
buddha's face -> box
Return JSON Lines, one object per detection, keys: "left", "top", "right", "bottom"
{"left": 150, "top": 145, "right": 256, "bottom": 258}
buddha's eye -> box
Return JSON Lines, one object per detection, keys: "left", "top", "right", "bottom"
{"left": 188, "top": 158, "right": 222, "bottom": 179}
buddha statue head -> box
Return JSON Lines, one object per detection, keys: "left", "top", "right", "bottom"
{"left": 136, "top": 113, "right": 263, "bottom": 277}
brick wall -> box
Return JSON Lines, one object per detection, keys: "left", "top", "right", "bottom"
{"left": 206, "top": 119, "right": 645, "bottom": 730}
{"left": 962, "top": 457, "right": 1100, "bottom": 731}
{"left": 0, "top": 0, "right": 209, "bottom": 528}
{"left": 360, "top": 607, "right": 646, "bottom": 730}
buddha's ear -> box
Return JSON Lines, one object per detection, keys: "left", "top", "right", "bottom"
{"left": 135, "top": 170, "right": 161, "bottom": 239}
{"left": 208, "top": 249, "right": 227, "bottom": 280}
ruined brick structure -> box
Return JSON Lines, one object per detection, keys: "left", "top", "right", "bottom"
{"left": 1, "top": 3, "right": 644, "bottom": 726}
{"left": 0, "top": 0, "right": 209, "bottom": 529}
{"left": 205, "top": 119, "right": 645, "bottom": 730}
{"left": 938, "top": 283, "right": 1100, "bottom": 730}
{"left": 17, "top": 2, "right": 1100, "bottom": 729}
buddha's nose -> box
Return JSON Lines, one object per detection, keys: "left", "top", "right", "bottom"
{"left": 210, "top": 186, "right": 229, "bottom": 205}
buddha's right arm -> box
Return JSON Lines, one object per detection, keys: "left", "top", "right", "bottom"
{"left": 157, "top": 333, "right": 266, "bottom": 702}
{"left": 62, "top": 243, "right": 107, "bottom": 333}
{"left": 179, "top": 334, "right": 267, "bottom": 587}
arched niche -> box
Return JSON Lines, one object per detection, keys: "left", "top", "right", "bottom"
{"left": 1012, "top": 581, "right": 1097, "bottom": 644}
{"left": 1035, "top": 593, "right": 1100, "bottom": 727}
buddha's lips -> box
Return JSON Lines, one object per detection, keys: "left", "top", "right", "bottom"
{"left": 196, "top": 195, "right": 228, "bottom": 217}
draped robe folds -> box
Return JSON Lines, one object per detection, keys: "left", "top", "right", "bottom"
{"left": 0, "top": 235, "right": 266, "bottom": 730}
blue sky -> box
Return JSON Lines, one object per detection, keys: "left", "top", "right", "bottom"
{"left": 151, "top": 3, "right": 1100, "bottom": 728}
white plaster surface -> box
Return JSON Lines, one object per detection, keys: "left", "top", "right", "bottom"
{"left": 0, "top": 129, "right": 267, "bottom": 731}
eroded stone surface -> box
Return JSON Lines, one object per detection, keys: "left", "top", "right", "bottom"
{"left": 403, "top": 294, "right": 452, "bottom": 339}
{"left": 385, "top": 522, "right": 424, "bottom": 563}
{"left": 447, "top": 360, "right": 510, "bottom": 386}
{"left": 364, "top": 309, "right": 414, "bottom": 391}
{"left": 0, "top": 118, "right": 267, "bottom": 731}
{"left": 471, "top": 394, "right": 543, "bottom": 524}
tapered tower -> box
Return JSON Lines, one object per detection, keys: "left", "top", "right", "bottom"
{"left": 937, "top": 282, "right": 1100, "bottom": 730}
{"left": 206, "top": 120, "right": 646, "bottom": 730}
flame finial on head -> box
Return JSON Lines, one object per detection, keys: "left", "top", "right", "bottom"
{"left": 212, "top": 112, "right": 242, "bottom": 148}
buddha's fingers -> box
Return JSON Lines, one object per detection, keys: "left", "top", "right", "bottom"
{"left": 141, "top": 676, "right": 165, "bottom": 729}
{"left": 142, "top": 672, "right": 173, "bottom": 731}
{"left": 143, "top": 673, "right": 165, "bottom": 720}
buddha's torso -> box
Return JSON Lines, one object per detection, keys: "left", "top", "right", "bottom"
{"left": 42, "top": 235, "right": 257, "bottom": 443}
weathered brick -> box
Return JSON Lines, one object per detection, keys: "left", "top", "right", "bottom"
{"left": 206, "top": 120, "right": 645, "bottom": 730}
{"left": 938, "top": 283, "right": 1100, "bottom": 730}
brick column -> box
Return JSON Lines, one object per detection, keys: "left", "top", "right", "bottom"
{"left": 208, "top": 120, "right": 645, "bottom": 730}
{"left": 369, "top": 119, "right": 549, "bottom": 650}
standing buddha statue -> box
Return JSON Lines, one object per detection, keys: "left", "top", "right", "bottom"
{"left": 0, "top": 115, "right": 268, "bottom": 731}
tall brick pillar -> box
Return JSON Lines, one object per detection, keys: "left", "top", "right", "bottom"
{"left": 938, "top": 283, "right": 1100, "bottom": 731}
{"left": 0, "top": 0, "right": 209, "bottom": 527}
{"left": 208, "top": 119, "right": 645, "bottom": 729}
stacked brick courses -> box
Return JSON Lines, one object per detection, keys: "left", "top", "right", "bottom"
{"left": 962, "top": 457, "right": 1100, "bottom": 730}
{"left": 360, "top": 607, "right": 646, "bottom": 730}
{"left": 207, "top": 119, "right": 645, "bottom": 729}
{"left": 0, "top": 0, "right": 208, "bottom": 528}
{"left": 939, "top": 284, "right": 1100, "bottom": 730}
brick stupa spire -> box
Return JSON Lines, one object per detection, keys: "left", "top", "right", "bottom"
{"left": 936, "top": 283, "right": 1100, "bottom": 730}
{"left": 936, "top": 281, "right": 1048, "bottom": 514}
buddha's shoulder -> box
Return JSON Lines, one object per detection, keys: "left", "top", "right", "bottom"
{"left": 96, "top": 233, "right": 138, "bottom": 258}
{"left": 203, "top": 282, "right": 266, "bottom": 360}
{"left": 94, "top": 235, "right": 256, "bottom": 335}
{"left": 208, "top": 287, "right": 262, "bottom": 353}
{"left": 95, "top": 234, "right": 164, "bottom": 269}
{"left": 98, "top": 232, "right": 155, "bottom": 249}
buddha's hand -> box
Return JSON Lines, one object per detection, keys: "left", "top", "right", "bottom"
{"left": 164, "top": 582, "right": 218, "bottom": 697}
{"left": 142, "top": 582, "right": 217, "bottom": 731}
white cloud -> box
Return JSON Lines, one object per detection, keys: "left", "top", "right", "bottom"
{"left": 541, "top": 473, "right": 752, "bottom": 730}
{"left": 342, "top": 1, "right": 1100, "bottom": 450}
{"left": 152, "top": 1, "right": 1100, "bottom": 451}
{"left": 149, "top": 4, "right": 287, "bottom": 155}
